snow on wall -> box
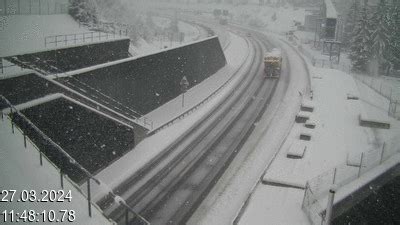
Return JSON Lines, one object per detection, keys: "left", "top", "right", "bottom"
{"left": 56, "top": 36, "right": 227, "bottom": 115}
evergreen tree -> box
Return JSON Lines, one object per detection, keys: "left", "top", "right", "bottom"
{"left": 386, "top": 3, "right": 400, "bottom": 70}
{"left": 369, "top": 0, "right": 391, "bottom": 74}
{"left": 349, "top": 6, "right": 372, "bottom": 72}
{"left": 69, "top": 0, "right": 98, "bottom": 24}
{"left": 343, "top": 0, "right": 359, "bottom": 48}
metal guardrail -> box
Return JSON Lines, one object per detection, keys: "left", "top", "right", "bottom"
{"left": 296, "top": 44, "right": 400, "bottom": 120}
{"left": 302, "top": 141, "right": 400, "bottom": 225}
{"left": 0, "top": 95, "right": 149, "bottom": 225}
{"left": 44, "top": 31, "right": 128, "bottom": 48}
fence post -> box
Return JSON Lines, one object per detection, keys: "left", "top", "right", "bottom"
{"left": 39, "top": 151, "right": 43, "bottom": 166}
{"left": 332, "top": 168, "right": 337, "bottom": 184}
{"left": 301, "top": 182, "right": 309, "bottom": 209}
{"left": 358, "top": 152, "right": 364, "bottom": 177}
{"left": 324, "top": 187, "right": 337, "bottom": 225}
{"left": 23, "top": 133, "right": 27, "bottom": 148}
{"left": 380, "top": 142, "right": 386, "bottom": 164}
{"left": 60, "top": 171, "right": 64, "bottom": 189}
{"left": 87, "top": 179, "right": 92, "bottom": 217}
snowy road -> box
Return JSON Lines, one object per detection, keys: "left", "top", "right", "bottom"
{"left": 94, "top": 26, "right": 288, "bottom": 224}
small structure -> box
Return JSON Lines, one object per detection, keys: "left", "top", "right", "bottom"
{"left": 359, "top": 113, "right": 390, "bottom": 129}
{"left": 287, "top": 141, "right": 307, "bottom": 159}
{"left": 347, "top": 93, "right": 359, "bottom": 100}
{"left": 300, "top": 131, "right": 312, "bottom": 141}
{"left": 296, "top": 111, "right": 311, "bottom": 123}
{"left": 305, "top": 120, "right": 317, "bottom": 129}
{"left": 301, "top": 99, "right": 315, "bottom": 112}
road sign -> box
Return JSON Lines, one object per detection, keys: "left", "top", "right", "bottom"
{"left": 180, "top": 76, "right": 189, "bottom": 107}
{"left": 180, "top": 76, "right": 189, "bottom": 92}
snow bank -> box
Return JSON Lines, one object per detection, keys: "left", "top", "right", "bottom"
{"left": 0, "top": 15, "right": 89, "bottom": 57}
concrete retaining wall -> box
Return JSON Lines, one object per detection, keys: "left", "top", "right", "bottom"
{"left": 58, "top": 36, "right": 226, "bottom": 114}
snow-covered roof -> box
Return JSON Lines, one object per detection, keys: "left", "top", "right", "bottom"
{"left": 324, "top": 0, "right": 337, "bottom": 19}
{"left": 265, "top": 48, "right": 281, "bottom": 58}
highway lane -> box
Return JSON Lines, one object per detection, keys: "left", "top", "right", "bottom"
{"left": 97, "top": 25, "right": 285, "bottom": 224}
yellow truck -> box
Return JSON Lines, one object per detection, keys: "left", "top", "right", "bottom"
{"left": 264, "top": 48, "right": 282, "bottom": 78}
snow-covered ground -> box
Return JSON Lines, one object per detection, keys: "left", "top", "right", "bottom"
{"left": 131, "top": 1, "right": 305, "bottom": 34}
{"left": 0, "top": 116, "right": 112, "bottom": 225}
{"left": 237, "top": 37, "right": 400, "bottom": 225}
{"left": 130, "top": 16, "right": 208, "bottom": 56}
{"left": 0, "top": 14, "right": 126, "bottom": 57}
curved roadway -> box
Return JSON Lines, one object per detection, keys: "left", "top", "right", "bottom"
{"left": 98, "top": 23, "right": 294, "bottom": 225}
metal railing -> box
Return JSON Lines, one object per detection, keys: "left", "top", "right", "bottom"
{"left": 0, "top": 58, "right": 27, "bottom": 75}
{"left": 8, "top": 55, "right": 153, "bottom": 130}
{"left": 302, "top": 141, "right": 400, "bottom": 225}
{"left": 0, "top": 0, "right": 68, "bottom": 15}
{"left": 44, "top": 30, "right": 128, "bottom": 48}
{"left": 297, "top": 44, "right": 400, "bottom": 120}
{"left": 0, "top": 95, "right": 149, "bottom": 225}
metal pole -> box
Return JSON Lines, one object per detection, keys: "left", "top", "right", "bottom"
{"left": 380, "top": 142, "right": 386, "bottom": 164}
{"left": 87, "top": 179, "right": 92, "bottom": 217}
{"left": 39, "top": 0, "right": 41, "bottom": 14}
{"left": 358, "top": 152, "right": 364, "bottom": 177}
{"left": 23, "top": 133, "right": 27, "bottom": 148}
{"left": 39, "top": 152, "right": 43, "bottom": 166}
{"left": 324, "top": 187, "right": 337, "bottom": 225}
{"left": 60, "top": 171, "right": 64, "bottom": 189}
{"left": 4, "top": 0, "right": 7, "bottom": 15}
{"left": 301, "top": 182, "right": 309, "bottom": 208}
{"left": 182, "top": 93, "right": 185, "bottom": 108}
{"left": 332, "top": 168, "right": 337, "bottom": 184}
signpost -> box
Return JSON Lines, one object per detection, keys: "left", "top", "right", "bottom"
{"left": 180, "top": 76, "right": 189, "bottom": 108}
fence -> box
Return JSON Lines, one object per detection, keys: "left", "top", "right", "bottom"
{"left": 0, "top": 58, "right": 28, "bottom": 75}
{"left": 297, "top": 44, "right": 400, "bottom": 120}
{"left": 44, "top": 30, "right": 128, "bottom": 48}
{"left": 302, "top": 141, "right": 400, "bottom": 225}
{"left": 0, "top": 95, "right": 149, "bottom": 225}
{"left": 0, "top": 0, "right": 68, "bottom": 15}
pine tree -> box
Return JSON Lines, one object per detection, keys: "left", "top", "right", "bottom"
{"left": 369, "top": 0, "right": 391, "bottom": 74}
{"left": 349, "top": 6, "right": 372, "bottom": 72}
{"left": 386, "top": 3, "right": 400, "bottom": 70}
{"left": 343, "top": 0, "right": 359, "bottom": 48}
{"left": 69, "top": 0, "right": 98, "bottom": 24}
